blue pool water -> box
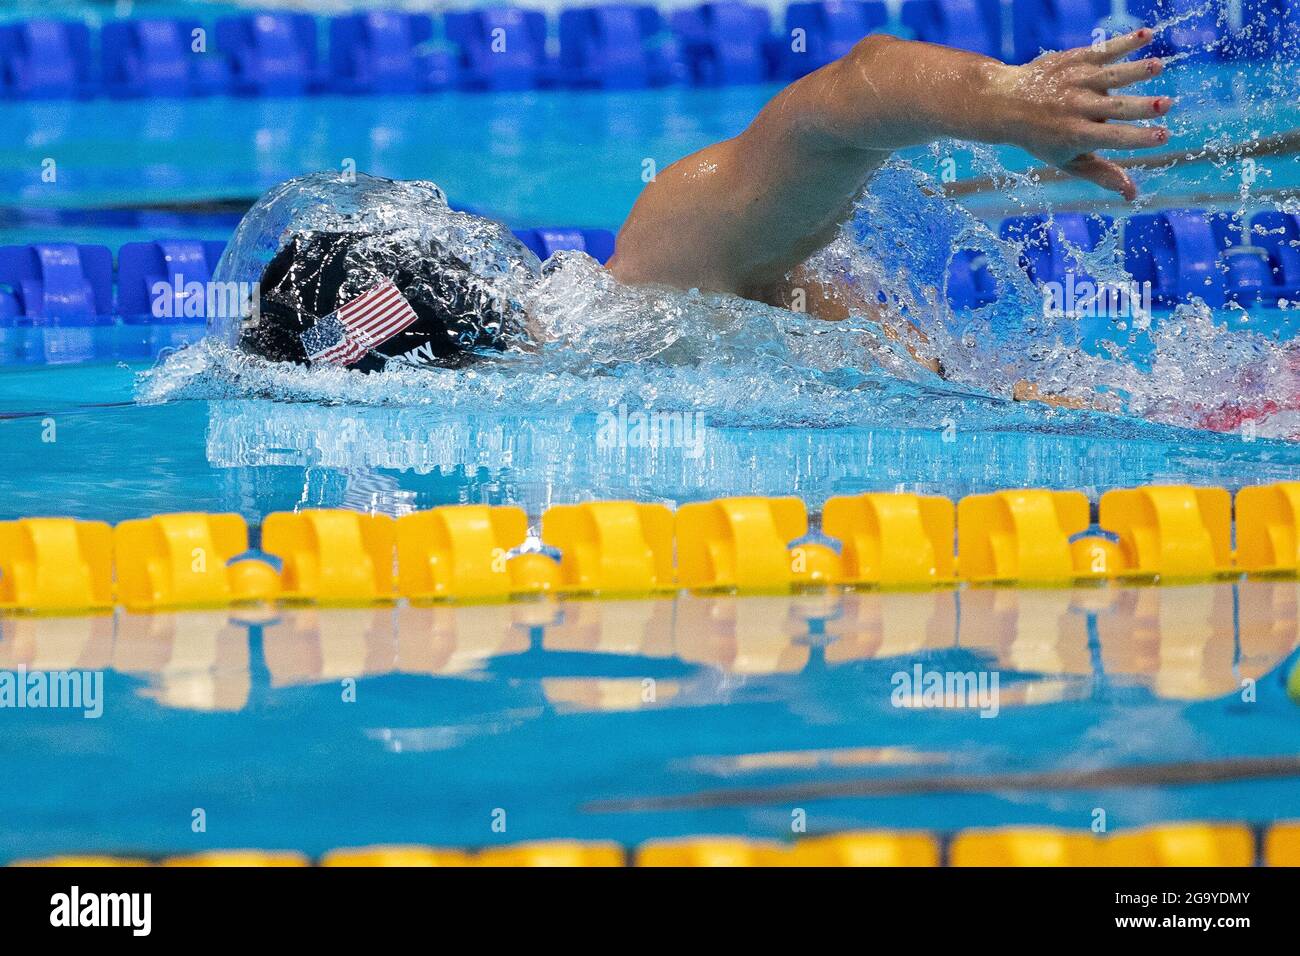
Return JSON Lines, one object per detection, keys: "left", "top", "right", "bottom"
{"left": 1, "top": 585, "right": 1297, "bottom": 860}
{"left": 1, "top": 26, "right": 1299, "bottom": 859}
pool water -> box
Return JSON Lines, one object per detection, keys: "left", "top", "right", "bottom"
{"left": 2, "top": 30, "right": 1299, "bottom": 860}
{"left": 3, "top": 360, "right": 1300, "bottom": 524}
{"left": 2, "top": 582, "right": 1297, "bottom": 861}
{"left": 0, "top": 85, "right": 773, "bottom": 243}
{"left": 3, "top": 60, "right": 1298, "bottom": 235}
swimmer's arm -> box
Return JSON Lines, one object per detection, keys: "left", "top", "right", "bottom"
{"left": 798, "top": 28, "right": 1172, "bottom": 200}
{"left": 610, "top": 29, "right": 1173, "bottom": 296}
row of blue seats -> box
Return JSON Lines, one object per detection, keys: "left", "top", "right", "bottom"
{"left": 948, "top": 210, "right": 1300, "bottom": 310}
{"left": 4, "top": 0, "right": 1296, "bottom": 99}
{"left": 0, "top": 228, "right": 616, "bottom": 325}
{"left": 4, "top": 210, "right": 1296, "bottom": 328}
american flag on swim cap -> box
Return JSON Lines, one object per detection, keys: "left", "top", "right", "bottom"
{"left": 305, "top": 278, "right": 418, "bottom": 367}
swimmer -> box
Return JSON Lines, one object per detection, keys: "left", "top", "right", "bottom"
{"left": 243, "top": 28, "right": 1172, "bottom": 401}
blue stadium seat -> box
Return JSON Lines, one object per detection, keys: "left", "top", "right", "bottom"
{"left": 216, "top": 13, "right": 320, "bottom": 96}
{"left": 900, "top": 0, "right": 1001, "bottom": 58}
{"left": 514, "top": 228, "right": 617, "bottom": 264}
{"left": 1249, "top": 211, "right": 1300, "bottom": 302}
{"left": 0, "top": 244, "right": 114, "bottom": 322}
{"left": 116, "top": 240, "right": 228, "bottom": 323}
{"left": 1000, "top": 213, "right": 1112, "bottom": 285}
{"left": 1123, "top": 210, "right": 1226, "bottom": 307}
{"left": 423, "top": 47, "right": 461, "bottom": 91}
{"left": 1011, "top": 0, "right": 1110, "bottom": 63}
{"left": 1201, "top": 212, "right": 1279, "bottom": 305}
{"left": 946, "top": 249, "right": 998, "bottom": 309}
{"left": 1219, "top": 246, "right": 1273, "bottom": 305}
{"left": 0, "top": 20, "right": 96, "bottom": 99}
{"left": 101, "top": 18, "right": 230, "bottom": 98}
{"left": 1127, "top": 0, "right": 1222, "bottom": 57}
{"left": 559, "top": 5, "right": 673, "bottom": 89}
{"left": 445, "top": 8, "right": 551, "bottom": 91}
{"left": 669, "top": 3, "right": 775, "bottom": 85}
{"left": 1205, "top": 211, "right": 1245, "bottom": 252}
{"left": 329, "top": 11, "right": 435, "bottom": 94}
{"left": 780, "top": 1, "right": 888, "bottom": 79}
{"left": 0, "top": 289, "right": 18, "bottom": 323}
{"left": 1228, "top": 0, "right": 1300, "bottom": 59}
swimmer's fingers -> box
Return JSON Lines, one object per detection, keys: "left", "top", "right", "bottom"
{"left": 1084, "top": 57, "right": 1165, "bottom": 91}
{"left": 1059, "top": 153, "right": 1137, "bottom": 201}
{"left": 1069, "top": 28, "right": 1156, "bottom": 66}
{"left": 1079, "top": 93, "right": 1172, "bottom": 121}
{"left": 1077, "top": 120, "right": 1169, "bottom": 151}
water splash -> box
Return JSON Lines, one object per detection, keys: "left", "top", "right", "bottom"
{"left": 144, "top": 5, "right": 1299, "bottom": 443}
{"left": 208, "top": 172, "right": 541, "bottom": 349}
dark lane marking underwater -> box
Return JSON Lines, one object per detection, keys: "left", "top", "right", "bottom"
{"left": 0, "top": 402, "right": 134, "bottom": 420}
{"left": 586, "top": 754, "right": 1300, "bottom": 813}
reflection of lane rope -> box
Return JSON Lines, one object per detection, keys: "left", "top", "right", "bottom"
{"left": 587, "top": 753, "right": 1300, "bottom": 813}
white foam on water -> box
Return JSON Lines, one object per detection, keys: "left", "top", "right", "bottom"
{"left": 141, "top": 6, "right": 1300, "bottom": 442}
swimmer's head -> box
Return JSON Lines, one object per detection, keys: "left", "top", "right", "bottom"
{"left": 240, "top": 229, "right": 519, "bottom": 372}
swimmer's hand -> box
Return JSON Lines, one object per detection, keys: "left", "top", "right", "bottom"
{"left": 610, "top": 26, "right": 1172, "bottom": 300}
{"left": 985, "top": 28, "right": 1170, "bottom": 202}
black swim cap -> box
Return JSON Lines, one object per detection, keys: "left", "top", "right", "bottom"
{"left": 240, "top": 230, "right": 516, "bottom": 372}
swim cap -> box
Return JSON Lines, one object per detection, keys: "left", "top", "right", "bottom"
{"left": 240, "top": 229, "right": 517, "bottom": 372}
